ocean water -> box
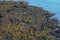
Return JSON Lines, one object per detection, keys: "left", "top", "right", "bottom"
{"left": 27, "top": 0, "right": 60, "bottom": 19}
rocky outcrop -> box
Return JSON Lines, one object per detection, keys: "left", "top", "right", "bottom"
{"left": 0, "top": 1, "right": 59, "bottom": 40}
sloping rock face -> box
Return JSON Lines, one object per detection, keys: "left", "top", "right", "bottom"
{"left": 0, "top": 2, "right": 59, "bottom": 40}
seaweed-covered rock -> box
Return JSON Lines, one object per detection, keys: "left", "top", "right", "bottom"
{"left": 0, "top": 1, "right": 60, "bottom": 40}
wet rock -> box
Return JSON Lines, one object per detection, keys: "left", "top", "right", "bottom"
{"left": 14, "top": 5, "right": 18, "bottom": 8}
{"left": 7, "top": 10, "right": 11, "bottom": 13}
{"left": 0, "top": 20, "right": 2, "bottom": 26}
{"left": 0, "top": 13, "right": 3, "bottom": 18}
{"left": 3, "top": 34, "right": 13, "bottom": 40}
{"left": 9, "top": 18, "right": 19, "bottom": 25}
{"left": 36, "top": 36, "right": 41, "bottom": 40}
